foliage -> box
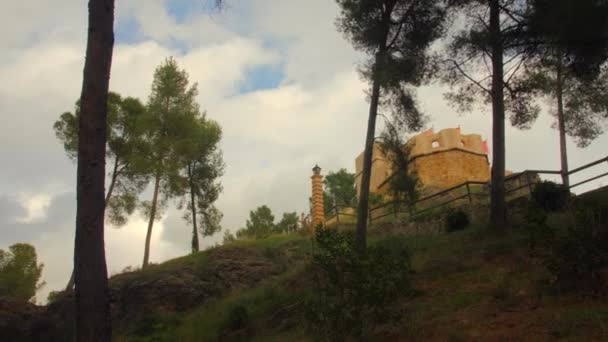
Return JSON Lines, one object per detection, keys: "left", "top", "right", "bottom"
{"left": 336, "top": 0, "right": 445, "bottom": 126}
{"left": 543, "top": 196, "right": 608, "bottom": 293}
{"left": 176, "top": 112, "right": 225, "bottom": 252}
{"left": 276, "top": 212, "right": 299, "bottom": 234}
{"left": 445, "top": 210, "right": 469, "bottom": 232}
{"left": 242, "top": 205, "right": 276, "bottom": 239}
{"left": 323, "top": 168, "right": 357, "bottom": 210}
{"left": 442, "top": 0, "right": 540, "bottom": 124}
{"left": 47, "top": 290, "right": 62, "bottom": 304}
{"left": 53, "top": 92, "right": 149, "bottom": 226}
{"left": 0, "top": 243, "right": 45, "bottom": 302}
{"left": 531, "top": 181, "right": 570, "bottom": 212}
{"left": 509, "top": 56, "right": 608, "bottom": 148}
{"left": 306, "top": 227, "right": 413, "bottom": 340}
{"left": 223, "top": 305, "right": 250, "bottom": 332}
{"left": 523, "top": 202, "right": 554, "bottom": 253}
{"left": 222, "top": 230, "right": 236, "bottom": 245}
{"left": 380, "top": 125, "right": 419, "bottom": 204}
{"left": 527, "top": 0, "right": 608, "bottom": 78}
{"left": 369, "top": 192, "right": 385, "bottom": 208}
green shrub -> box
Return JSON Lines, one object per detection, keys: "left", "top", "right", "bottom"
{"left": 543, "top": 196, "right": 608, "bottom": 293}
{"left": 223, "top": 305, "right": 250, "bottom": 331}
{"left": 445, "top": 210, "right": 469, "bottom": 232}
{"left": 531, "top": 181, "right": 570, "bottom": 212}
{"left": 523, "top": 203, "right": 554, "bottom": 253}
{"left": 305, "top": 228, "right": 412, "bottom": 340}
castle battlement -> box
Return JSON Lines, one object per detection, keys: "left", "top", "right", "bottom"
{"left": 408, "top": 127, "right": 487, "bottom": 157}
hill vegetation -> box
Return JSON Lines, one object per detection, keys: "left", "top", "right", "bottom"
{"left": 4, "top": 187, "right": 606, "bottom": 341}
{"left": 118, "top": 191, "right": 608, "bottom": 341}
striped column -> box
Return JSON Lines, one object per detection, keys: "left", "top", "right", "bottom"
{"left": 311, "top": 165, "right": 325, "bottom": 230}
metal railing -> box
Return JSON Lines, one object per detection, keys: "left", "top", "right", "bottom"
{"left": 322, "top": 155, "right": 608, "bottom": 227}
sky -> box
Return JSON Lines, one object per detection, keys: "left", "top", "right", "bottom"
{"left": 1, "top": 0, "right": 607, "bottom": 303}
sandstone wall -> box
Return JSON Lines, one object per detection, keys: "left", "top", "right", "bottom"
{"left": 354, "top": 128, "right": 490, "bottom": 197}
{"left": 411, "top": 149, "right": 490, "bottom": 190}
{"left": 355, "top": 144, "right": 392, "bottom": 196}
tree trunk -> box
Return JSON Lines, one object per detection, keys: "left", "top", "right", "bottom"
{"left": 355, "top": 61, "right": 382, "bottom": 254}
{"left": 73, "top": 0, "right": 114, "bottom": 340}
{"left": 142, "top": 172, "right": 161, "bottom": 268}
{"left": 105, "top": 156, "right": 120, "bottom": 204}
{"left": 65, "top": 271, "right": 75, "bottom": 292}
{"left": 355, "top": 5, "right": 392, "bottom": 253}
{"left": 66, "top": 156, "right": 119, "bottom": 291}
{"left": 555, "top": 61, "right": 570, "bottom": 188}
{"left": 188, "top": 164, "right": 200, "bottom": 253}
{"left": 489, "top": 0, "right": 507, "bottom": 229}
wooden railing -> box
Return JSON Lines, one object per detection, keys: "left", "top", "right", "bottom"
{"left": 322, "top": 155, "right": 608, "bottom": 227}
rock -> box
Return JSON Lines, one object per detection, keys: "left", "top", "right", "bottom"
{"left": 0, "top": 297, "right": 56, "bottom": 341}
{"left": 3, "top": 242, "right": 302, "bottom": 340}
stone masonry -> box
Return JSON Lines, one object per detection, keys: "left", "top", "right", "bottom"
{"left": 355, "top": 128, "right": 491, "bottom": 196}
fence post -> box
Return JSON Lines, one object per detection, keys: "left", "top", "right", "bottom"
{"left": 525, "top": 171, "right": 533, "bottom": 198}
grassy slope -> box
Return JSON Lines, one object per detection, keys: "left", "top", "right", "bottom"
{"left": 116, "top": 217, "right": 608, "bottom": 342}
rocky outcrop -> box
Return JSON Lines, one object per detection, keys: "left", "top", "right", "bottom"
{"left": 0, "top": 241, "right": 306, "bottom": 341}
{"left": 0, "top": 297, "right": 59, "bottom": 341}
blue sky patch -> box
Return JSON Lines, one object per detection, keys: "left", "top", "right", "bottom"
{"left": 165, "top": 0, "right": 218, "bottom": 24}
{"left": 238, "top": 64, "right": 285, "bottom": 94}
{"left": 115, "top": 15, "right": 142, "bottom": 45}
{"left": 165, "top": 0, "right": 194, "bottom": 24}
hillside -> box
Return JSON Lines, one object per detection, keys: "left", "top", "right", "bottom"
{"left": 2, "top": 206, "right": 608, "bottom": 341}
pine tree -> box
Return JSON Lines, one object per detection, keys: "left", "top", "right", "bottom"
{"left": 141, "top": 57, "right": 199, "bottom": 268}
{"left": 177, "top": 114, "right": 224, "bottom": 252}
{"left": 335, "top": 0, "right": 445, "bottom": 251}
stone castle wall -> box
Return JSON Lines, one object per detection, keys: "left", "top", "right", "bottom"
{"left": 354, "top": 144, "right": 392, "bottom": 196}
{"left": 355, "top": 128, "right": 490, "bottom": 196}
{"left": 409, "top": 149, "right": 490, "bottom": 190}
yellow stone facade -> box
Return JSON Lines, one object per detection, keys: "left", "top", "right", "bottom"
{"left": 355, "top": 128, "right": 490, "bottom": 196}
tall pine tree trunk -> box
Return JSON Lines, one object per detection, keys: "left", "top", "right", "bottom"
{"left": 489, "top": 0, "right": 507, "bottom": 228}
{"left": 66, "top": 156, "right": 119, "bottom": 291}
{"left": 142, "top": 172, "right": 161, "bottom": 268}
{"left": 355, "top": 76, "right": 380, "bottom": 253}
{"left": 74, "top": 0, "right": 114, "bottom": 340}
{"left": 555, "top": 61, "right": 570, "bottom": 188}
{"left": 355, "top": 47, "right": 386, "bottom": 253}
{"left": 188, "top": 164, "right": 200, "bottom": 253}
{"left": 355, "top": 6, "right": 391, "bottom": 253}
{"left": 105, "top": 156, "right": 120, "bottom": 204}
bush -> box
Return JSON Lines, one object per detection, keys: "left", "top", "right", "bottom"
{"left": 223, "top": 305, "right": 250, "bottom": 332}
{"left": 543, "top": 196, "right": 608, "bottom": 293}
{"left": 523, "top": 203, "right": 554, "bottom": 253}
{"left": 445, "top": 210, "right": 469, "bottom": 232}
{"left": 305, "top": 228, "right": 412, "bottom": 341}
{"left": 531, "top": 181, "right": 570, "bottom": 212}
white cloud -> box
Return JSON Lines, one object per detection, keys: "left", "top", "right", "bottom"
{"left": 16, "top": 194, "right": 52, "bottom": 224}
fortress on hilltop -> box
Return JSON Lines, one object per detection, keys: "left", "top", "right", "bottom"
{"left": 355, "top": 127, "right": 491, "bottom": 196}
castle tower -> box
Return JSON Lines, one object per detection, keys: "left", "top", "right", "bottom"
{"left": 311, "top": 164, "right": 325, "bottom": 229}
{"left": 354, "top": 127, "right": 491, "bottom": 196}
